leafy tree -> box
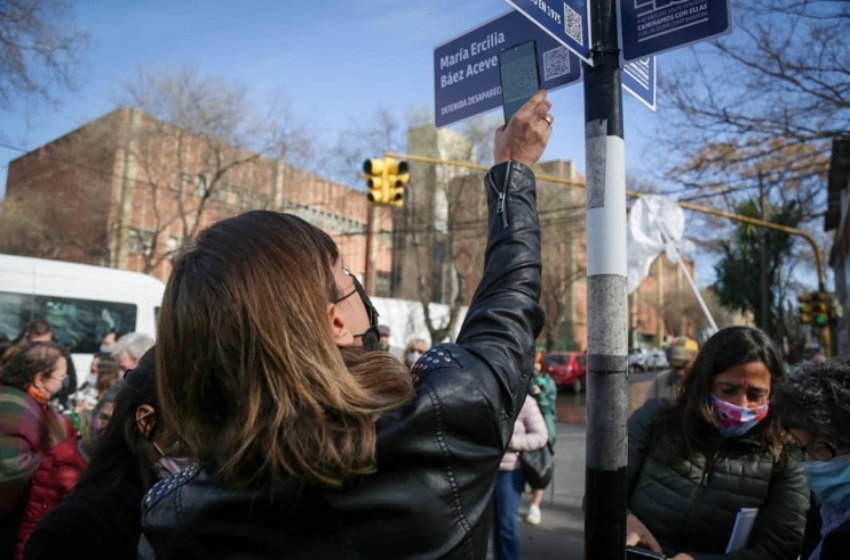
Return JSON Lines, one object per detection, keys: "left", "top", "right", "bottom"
{"left": 713, "top": 199, "right": 803, "bottom": 338}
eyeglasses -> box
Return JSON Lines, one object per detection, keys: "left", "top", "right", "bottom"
{"left": 334, "top": 269, "right": 379, "bottom": 327}
{"left": 334, "top": 268, "right": 380, "bottom": 349}
{"left": 794, "top": 440, "right": 848, "bottom": 461}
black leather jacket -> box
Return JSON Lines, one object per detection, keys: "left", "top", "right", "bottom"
{"left": 139, "top": 161, "right": 544, "bottom": 559}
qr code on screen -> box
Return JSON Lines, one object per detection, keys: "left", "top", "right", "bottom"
{"left": 542, "top": 47, "right": 571, "bottom": 81}
{"left": 563, "top": 2, "right": 583, "bottom": 45}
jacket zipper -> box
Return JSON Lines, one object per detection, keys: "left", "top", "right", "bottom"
{"left": 487, "top": 162, "right": 511, "bottom": 229}
{"left": 684, "top": 457, "right": 714, "bottom": 544}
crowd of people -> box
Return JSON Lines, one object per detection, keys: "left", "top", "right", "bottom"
{"left": 1, "top": 91, "right": 848, "bottom": 560}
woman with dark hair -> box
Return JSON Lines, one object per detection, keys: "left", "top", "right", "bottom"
{"left": 626, "top": 326, "right": 808, "bottom": 559}
{"left": 23, "top": 350, "right": 182, "bottom": 559}
{"left": 0, "top": 342, "right": 73, "bottom": 558}
{"left": 139, "top": 91, "right": 552, "bottom": 559}
{"left": 773, "top": 357, "right": 850, "bottom": 560}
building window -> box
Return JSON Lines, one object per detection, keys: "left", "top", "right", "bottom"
{"left": 126, "top": 229, "right": 141, "bottom": 253}
{"left": 141, "top": 231, "right": 155, "bottom": 256}
{"left": 165, "top": 236, "right": 179, "bottom": 258}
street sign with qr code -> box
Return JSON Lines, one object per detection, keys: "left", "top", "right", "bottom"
{"left": 503, "top": 0, "right": 592, "bottom": 66}
{"left": 434, "top": 10, "right": 581, "bottom": 128}
{"left": 622, "top": 56, "right": 656, "bottom": 111}
{"left": 619, "top": 0, "right": 732, "bottom": 62}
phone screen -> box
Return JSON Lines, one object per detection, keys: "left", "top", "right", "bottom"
{"left": 499, "top": 41, "right": 541, "bottom": 124}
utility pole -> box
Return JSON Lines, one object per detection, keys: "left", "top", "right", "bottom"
{"left": 364, "top": 205, "right": 377, "bottom": 293}
{"left": 583, "top": 1, "right": 628, "bottom": 559}
{"left": 759, "top": 172, "right": 769, "bottom": 332}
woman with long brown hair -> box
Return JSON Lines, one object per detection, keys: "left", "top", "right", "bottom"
{"left": 626, "top": 326, "right": 808, "bottom": 559}
{"left": 139, "top": 91, "right": 553, "bottom": 559}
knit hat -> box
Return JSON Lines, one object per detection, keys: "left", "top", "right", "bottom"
{"left": 669, "top": 337, "right": 699, "bottom": 368}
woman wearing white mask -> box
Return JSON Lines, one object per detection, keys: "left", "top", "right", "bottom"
{"left": 404, "top": 338, "right": 428, "bottom": 369}
{"left": 626, "top": 326, "right": 808, "bottom": 560}
{"left": 775, "top": 358, "right": 850, "bottom": 560}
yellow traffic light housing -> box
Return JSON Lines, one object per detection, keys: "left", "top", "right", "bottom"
{"left": 363, "top": 158, "right": 389, "bottom": 205}
{"left": 812, "top": 291, "right": 830, "bottom": 327}
{"left": 386, "top": 160, "right": 408, "bottom": 208}
{"left": 362, "top": 158, "right": 408, "bottom": 207}
{"left": 798, "top": 291, "right": 832, "bottom": 327}
{"left": 798, "top": 292, "right": 815, "bottom": 325}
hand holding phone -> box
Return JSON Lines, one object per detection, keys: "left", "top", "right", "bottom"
{"left": 627, "top": 546, "right": 667, "bottom": 560}
{"left": 499, "top": 41, "right": 542, "bottom": 124}
{"left": 493, "top": 90, "right": 552, "bottom": 168}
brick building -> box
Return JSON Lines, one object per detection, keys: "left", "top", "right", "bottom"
{"left": 2, "top": 107, "right": 393, "bottom": 290}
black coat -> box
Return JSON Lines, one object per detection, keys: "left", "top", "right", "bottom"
{"left": 801, "top": 497, "right": 850, "bottom": 560}
{"left": 24, "top": 482, "right": 142, "bottom": 560}
{"left": 138, "top": 161, "right": 544, "bottom": 559}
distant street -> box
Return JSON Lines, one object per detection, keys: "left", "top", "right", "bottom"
{"left": 556, "top": 370, "right": 657, "bottom": 426}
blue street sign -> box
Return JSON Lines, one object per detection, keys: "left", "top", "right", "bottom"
{"left": 434, "top": 10, "right": 582, "bottom": 128}
{"left": 622, "top": 57, "right": 656, "bottom": 112}
{"left": 504, "top": 0, "right": 592, "bottom": 65}
{"left": 619, "top": 0, "right": 732, "bottom": 62}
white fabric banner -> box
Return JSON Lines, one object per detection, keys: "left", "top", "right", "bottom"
{"left": 627, "top": 195, "right": 686, "bottom": 294}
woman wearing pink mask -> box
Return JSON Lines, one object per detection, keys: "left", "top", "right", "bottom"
{"left": 625, "top": 326, "right": 808, "bottom": 560}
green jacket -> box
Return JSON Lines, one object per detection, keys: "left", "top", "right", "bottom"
{"left": 628, "top": 399, "right": 808, "bottom": 560}
{"left": 532, "top": 373, "right": 557, "bottom": 447}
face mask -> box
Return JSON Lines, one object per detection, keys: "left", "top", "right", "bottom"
{"left": 86, "top": 373, "right": 98, "bottom": 387}
{"left": 804, "top": 453, "right": 850, "bottom": 511}
{"left": 710, "top": 394, "right": 769, "bottom": 438}
{"left": 358, "top": 326, "right": 380, "bottom": 352}
{"left": 406, "top": 351, "right": 422, "bottom": 366}
{"left": 152, "top": 441, "right": 193, "bottom": 479}
{"left": 334, "top": 271, "right": 380, "bottom": 352}
{"left": 99, "top": 344, "right": 111, "bottom": 354}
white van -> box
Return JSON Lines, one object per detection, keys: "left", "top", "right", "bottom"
{"left": 0, "top": 253, "right": 165, "bottom": 380}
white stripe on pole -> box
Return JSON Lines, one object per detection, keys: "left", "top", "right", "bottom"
{"left": 587, "top": 136, "right": 627, "bottom": 277}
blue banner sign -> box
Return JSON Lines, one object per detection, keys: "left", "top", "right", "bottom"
{"left": 622, "top": 56, "right": 656, "bottom": 112}
{"left": 504, "top": 0, "right": 592, "bottom": 65}
{"left": 619, "top": 0, "right": 732, "bottom": 62}
{"left": 434, "top": 10, "right": 582, "bottom": 128}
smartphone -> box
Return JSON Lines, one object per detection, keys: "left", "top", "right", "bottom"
{"left": 626, "top": 546, "right": 667, "bottom": 560}
{"left": 499, "top": 40, "right": 541, "bottom": 124}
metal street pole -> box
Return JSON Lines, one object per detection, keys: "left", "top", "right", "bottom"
{"left": 583, "top": 1, "right": 628, "bottom": 558}
{"left": 364, "top": 205, "right": 377, "bottom": 293}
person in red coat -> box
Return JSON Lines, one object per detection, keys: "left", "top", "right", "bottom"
{"left": 14, "top": 437, "right": 86, "bottom": 559}
{"left": 0, "top": 342, "right": 73, "bottom": 559}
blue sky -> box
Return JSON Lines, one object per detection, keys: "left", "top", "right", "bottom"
{"left": 0, "top": 0, "right": 714, "bottom": 280}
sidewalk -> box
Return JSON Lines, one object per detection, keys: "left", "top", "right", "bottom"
{"left": 519, "top": 424, "right": 586, "bottom": 559}
{"left": 519, "top": 376, "right": 655, "bottom": 559}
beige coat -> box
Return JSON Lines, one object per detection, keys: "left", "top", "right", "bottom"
{"left": 499, "top": 395, "right": 549, "bottom": 471}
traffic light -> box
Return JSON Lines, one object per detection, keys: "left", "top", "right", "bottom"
{"left": 798, "top": 292, "right": 815, "bottom": 325}
{"left": 812, "top": 291, "right": 831, "bottom": 327}
{"left": 363, "top": 158, "right": 389, "bottom": 205}
{"left": 362, "top": 158, "right": 409, "bottom": 207}
{"left": 386, "top": 159, "right": 409, "bottom": 208}
{"left": 798, "top": 291, "right": 832, "bottom": 327}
